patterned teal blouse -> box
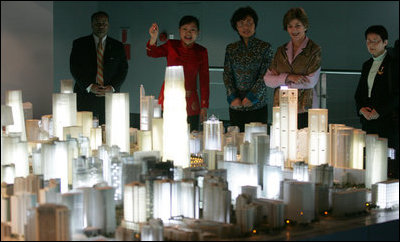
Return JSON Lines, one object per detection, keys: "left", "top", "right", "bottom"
{"left": 223, "top": 35, "right": 273, "bottom": 111}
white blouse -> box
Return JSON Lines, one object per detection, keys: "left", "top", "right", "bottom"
{"left": 367, "top": 50, "right": 386, "bottom": 97}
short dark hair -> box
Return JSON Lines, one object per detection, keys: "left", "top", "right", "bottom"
{"left": 230, "top": 6, "right": 258, "bottom": 31}
{"left": 91, "top": 11, "right": 109, "bottom": 23}
{"left": 179, "top": 15, "right": 200, "bottom": 30}
{"left": 365, "top": 25, "right": 388, "bottom": 41}
{"left": 283, "top": 7, "right": 309, "bottom": 31}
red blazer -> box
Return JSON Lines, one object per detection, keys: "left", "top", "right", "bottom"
{"left": 146, "top": 39, "right": 210, "bottom": 116}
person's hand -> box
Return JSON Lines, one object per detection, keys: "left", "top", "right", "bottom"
{"left": 149, "top": 23, "right": 159, "bottom": 45}
{"left": 286, "top": 74, "right": 308, "bottom": 84}
{"left": 200, "top": 108, "right": 207, "bottom": 123}
{"left": 230, "top": 98, "right": 242, "bottom": 107}
{"left": 242, "top": 97, "right": 253, "bottom": 107}
{"left": 90, "top": 84, "right": 105, "bottom": 96}
{"left": 369, "top": 108, "right": 380, "bottom": 120}
{"left": 360, "top": 107, "right": 372, "bottom": 120}
{"left": 101, "top": 85, "right": 114, "bottom": 93}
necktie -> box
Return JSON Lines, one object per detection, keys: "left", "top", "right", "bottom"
{"left": 96, "top": 40, "right": 104, "bottom": 86}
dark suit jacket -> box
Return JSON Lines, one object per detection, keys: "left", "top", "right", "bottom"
{"left": 70, "top": 35, "right": 128, "bottom": 124}
{"left": 354, "top": 53, "right": 395, "bottom": 140}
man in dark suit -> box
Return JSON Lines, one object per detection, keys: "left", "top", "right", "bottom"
{"left": 70, "top": 11, "right": 128, "bottom": 125}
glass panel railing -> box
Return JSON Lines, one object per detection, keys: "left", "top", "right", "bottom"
{"left": 208, "top": 66, "right": 362, "bottom": 129}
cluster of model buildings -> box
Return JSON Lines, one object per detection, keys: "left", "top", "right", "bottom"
{"left": 1, "top": 66, "right": 398, "bottom": 241}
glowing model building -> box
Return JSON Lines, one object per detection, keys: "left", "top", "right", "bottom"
{"left": 162, "top": 66, "right": 190, "bottom": 168}
{"left": 328, "top": 124, "right": 345, "bottom": 166}
{"left": 153, "top": 179, "right": 173, "bottom": 221}
{"left": 218, "top": 160, "right": 257, "bottom": 204}
{"left": 334, "top": 126, "right": 354, "bottom": 168}
{"left": 251, "top": 133, "right": 270, "bottom": 186}
{"left": 308, "top": 109, "right": 328, "bottom": 166}
{"left": 263, "top": 165, "right": 283, "bottom": 199}
{"left": 61, "top": 191, "right": 84, "bottom": 234}
{"left": 204, "top": 115, "right": 223, "bottom": 151}
{"left": 152, "top": 118, "right": 163, "bottom": 154}
{"left": 172, "top": 179, "right": 199, "bottom": 219}
{"left": 52, "top": 93, "right": 77, "bottom": 140}
{"left": 140, "top": 85, "right": 155, "bottom": 131}
{"left": 189, "top": 131, "right": 202, "bottom": 155}
{"left": 350, "top": 129, "right": 366, "bottom": 169}
{"left": 283, "top": 180, "right": 315, "bottom": 223}
{"left": 5, "top": 90, "right": 27, "bottom": 141}
{"left": 293, "top": 161, "right": 309, "bottom": 182}
{"left": 106, "top": 93, "right": 130, "bottom": 153}
{"left": 224, "top": 144, "right": 237, "bottom": 162}
{"left": 270, "top": 107, "right": 280, "bottom": 149}
{"left": 202, "top": 175, "right": 231, "bottom": 223}
{"left": 279, "top": 87, "right": 298, "bottom": 164}
{"left": 124, "top": 182, "right": 147, "bottom": 224}
{"left": 365, "top": 134, "right": 388, "bottom": 189}
{"left": 76, "top": 111, "right": 93, "bottom": 139}
{"left": 371, "top": 179, "right": 399, "bottom": 209}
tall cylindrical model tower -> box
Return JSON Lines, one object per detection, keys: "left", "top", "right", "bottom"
{"left": 52, "top": 93, "right": 77, "bottom": 140}
{"left": 203, "top": 115, "right": 223, "bottom": 151}
{"left": 162, "top": 66, "right": 190, "bottom": 168}
{"left": 106, "top": 93, "right": 130, "bottom": 153}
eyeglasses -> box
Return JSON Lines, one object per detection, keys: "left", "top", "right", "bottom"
{"left": 237, "top": 19, "right": 254, "bottom": 28}
{"left": 366, "top": 39, "right": 382, "bottom": 44}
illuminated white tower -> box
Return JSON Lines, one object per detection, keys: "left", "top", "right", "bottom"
{"left": 328, "top": 124, "right": 345, "bottom": 166}
{"left": 162, "top": 66, "right": 190, "bottom": 167}
{"left": 308, "top": 109, "right": 328, "bottom": 166}
{"left": 270, "top": 106, "right": 280, "bottom": 149}
{"left": 335, "top": 126, "right": 354, "bottom": 168}
{"left": 140, "top": 85, "right": 155, "bottom": 131}
{"left": 365, "top": 135, "right": 388, "bottom": 189}
{"left": 371, "top": 179, "right": 399, "bottom": 209}
{"left": 204, "top": 115, "right": 223, "bottom": 151}
{"left": 52, "top": 93, "right": 77, "bottom": 140}
{"left": 350, "top": 129, "right": 366, "bottom": 169}
{"left": 279, "top": 87, "right": 297, "bottom": 165}
{"left": 5, "top": 90, "right": 27, "bottom": 141}
{"left": 152, "top": 118, "right": 163, "bottom": 154}
{"left": 153, "top": 179, "right": 172, "bottom": 221}
{"left": 76, "top": 111, "right": 93, "bottom": 139}
{"left": 106, "top": 93, "right": 130, "bottom": 153}
{"left": 124, "top": 182, "right": 147, "bottom": 223}
{"left": 203, "top": 175, "right": 231, "bottom": 223}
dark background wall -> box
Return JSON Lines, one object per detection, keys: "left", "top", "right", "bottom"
{"left": 2, "top": 1, "right": 399, "bottom": 127}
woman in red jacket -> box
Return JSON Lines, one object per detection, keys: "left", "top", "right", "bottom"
{"left": 146, "top": 15, "right": 210, "bottom": 132}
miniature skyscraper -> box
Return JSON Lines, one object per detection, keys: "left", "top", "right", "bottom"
{"left": 162, "top": 66, "right": 190, "bottom": 168}
{"left": 106, "top": 93, "right": 130, "bottom": 153}
{"left": 279, "top": 87, "right": 297, "bottom": 165}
